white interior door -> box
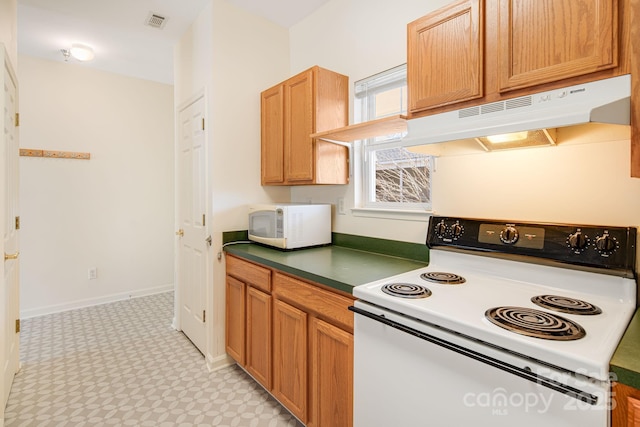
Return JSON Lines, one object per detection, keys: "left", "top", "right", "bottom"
{"left": 1, "top": 46, "right": 20, "bottom": 412}
{"left": 176, "top": 94, "right": 207, "bottom": 354}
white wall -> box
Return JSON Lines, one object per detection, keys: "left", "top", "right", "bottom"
{"left": 174, "top": 0, "right": 290, "bottom": 368}
{"left": 289, "top": 0, "right": 640, "bottom": 247}
{"left": 0, "top": 0, "right": 17, "bottom": 66}
{"left": 19, "top": 55, "right": 175, "bottom": 317}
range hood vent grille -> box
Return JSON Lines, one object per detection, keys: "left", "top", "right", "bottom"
{"left": 459, "top": 96, "right": 534, "bottom": 119}
{"left": 459, "top": 107, "right": 479, "bottom": 118}
{"left": 480, "top": 102, "right": 504, "bottom": 114}
{"left": 506, "top": 96, "right": 532, "bottom": 110}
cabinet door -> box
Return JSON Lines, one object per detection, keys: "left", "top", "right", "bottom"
{"left": 308, "top": 318, "right": 353, "bottom": 427}
{"left": 284, "top": 69, "right": 315, "bottom": 183}
{"left": 407, "top": 0, "right": 483, "bottom": 113}
{"left": 261, "top": 84, "right": 284, "bottom": 184}
{"left": 246, "top": 286, "right": 272, "bottom": 390}
{"left": 273, "top": 298, "right": 308, "bottom": 422}
{"left": 225, "top": 275, "right": 245, "bottom": 365}
{"left": 498, "top": 0, "right": 618, "bottom": 91}
{"left": 613, "top": 382, "right": 640, "bottom": 427}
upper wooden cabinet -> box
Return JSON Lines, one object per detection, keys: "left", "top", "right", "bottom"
{"left": 261, "top": 66, "right": 349, "bottom": 186}
{"left": 497, "top": 0, "right": 618, "bottom": 91}
{"left": 407, "top": 0, "right": 484, "bottom": 113}
{"left": 408, "top": 0, "right": 624, "bottom": 115}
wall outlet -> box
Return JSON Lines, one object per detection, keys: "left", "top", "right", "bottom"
{"left": 88, "top": 267, "right": 97, "bottom": 280}
{"left": 337, "top": 197, "right": 346, "bottom": 215}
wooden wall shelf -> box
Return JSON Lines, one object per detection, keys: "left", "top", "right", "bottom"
{"left": 20, "top": 149, "right": 90, "bottom": 160}
{"left": 311, "top": 114, "right": 407, "bottom": 143}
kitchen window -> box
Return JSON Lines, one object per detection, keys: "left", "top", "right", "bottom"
{"left": 355, "top": 64, "right": 433, "bottom": 215}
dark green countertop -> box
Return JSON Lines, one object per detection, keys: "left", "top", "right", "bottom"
{"left": 611, "top": 308, "right": 640, "bottom": 389}
{"left": 223, "top": 240, "right": 429, "bottom": 295}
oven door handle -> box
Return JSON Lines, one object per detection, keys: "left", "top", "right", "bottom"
{"left": 349, "top": 305, "right": 599, "bottom": 406}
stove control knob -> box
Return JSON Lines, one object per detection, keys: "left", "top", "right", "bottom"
{"left": 568, "top": 231, "right": 589, "bottom": 251}
{"left": 500, "top": 226, "right": 519, "bottom": 244}
{"left": 595, "top": 234, "right": 617, "bottom": 254}
{"left": 451, "top": 223, "right": 463, "bottom": 239}
{"left": 435, "top": 220, "right": 448, "bottom": 238}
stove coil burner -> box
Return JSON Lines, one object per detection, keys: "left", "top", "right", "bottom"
{"left": 531, "top": 295, "right": 602, "bottom": 316}
{"left": 485, "top": 306, "right": 586, "bottom": 341}
{"left": 381, "top": 283, "right": 432, "bottom": 299}
{"left": 420, "top": 272, "right": 466, "bottom": 285}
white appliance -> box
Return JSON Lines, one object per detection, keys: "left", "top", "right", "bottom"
{"left": 402, "top": 74, "right": 631, "bottom": 145}
{"left": 248, "top": 203, "right": 331, "bottom": 249}
{"left": 351, "top": 216, "right": 637, "bottom": 427}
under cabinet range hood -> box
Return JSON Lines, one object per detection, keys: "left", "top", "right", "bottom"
{"left": 402, "top": 74, "right": 631, "bottom": 148}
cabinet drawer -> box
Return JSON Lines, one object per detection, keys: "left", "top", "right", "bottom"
{"left": 273, "top": 272, "right": 354, "bottom": 332}
{"left": 226, "top": 255, "right": 271, "bottom": 293}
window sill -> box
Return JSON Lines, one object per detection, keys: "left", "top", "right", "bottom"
{"left": 351, "top": 207, "right": 432, "bottom": 222}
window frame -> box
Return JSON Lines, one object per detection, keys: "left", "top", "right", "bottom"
{"left": 354, "top": 64, "right": 433, "bottom": 216}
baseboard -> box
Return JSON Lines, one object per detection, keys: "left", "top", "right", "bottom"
{"left": 206, "top": 353, "right": 234, "bottom": 372}
{"left": 20, "top": 284, "right": 175, "bottom": 319}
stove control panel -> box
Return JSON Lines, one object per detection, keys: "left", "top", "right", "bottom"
{"left": 427, "top": 216, "right": 637, "bottom": 278}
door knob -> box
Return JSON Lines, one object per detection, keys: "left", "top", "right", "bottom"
{"left": 206, "top": 236, "right": 212, "bottom": 246}
{"left": 4, "top": 252, "right": 19, "bottom": 261}
{"left": 176, "top": 229, "right": 184, "bottom": 237}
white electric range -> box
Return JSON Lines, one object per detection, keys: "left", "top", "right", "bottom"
{"left": 351, "top": 216, "right": 637, "bottom": 427}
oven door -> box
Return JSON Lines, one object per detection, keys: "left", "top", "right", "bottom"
{"left": 351, "top": 301, "right": 610, "bottom": 427}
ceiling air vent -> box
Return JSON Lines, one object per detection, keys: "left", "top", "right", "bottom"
{"left": 145, "top": 12, "right": 168, "bottom": 29}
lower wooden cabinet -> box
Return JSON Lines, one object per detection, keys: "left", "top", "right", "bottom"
{"left": 613, "top": 382, "right": 640, "bottom": 427}
{"left": 225, "top": 255, "right": 272, "bottom": 390}
{"left": 225, "top": 254, "right": 354, "bottom": 427}
{"left": 273, "top": 272, "right": 354, "bottom": 427}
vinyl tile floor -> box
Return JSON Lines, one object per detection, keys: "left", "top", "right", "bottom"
{"left": 5, "top": 292, "right": 303, "bottom": 427}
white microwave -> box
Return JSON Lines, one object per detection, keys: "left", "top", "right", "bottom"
{"left": 248, "top": 203, "right": 332, "bottom": 249}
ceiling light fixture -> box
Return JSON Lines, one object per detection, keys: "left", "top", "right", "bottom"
{"left": 70, "top": 44, "right": 95, "bottom": 61}
{"left": 60, "top": 44, "right": 95, "bottom": 62}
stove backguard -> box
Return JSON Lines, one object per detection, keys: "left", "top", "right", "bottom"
{"left": 426, "top": 216, "right": 637, "bottom": 279}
